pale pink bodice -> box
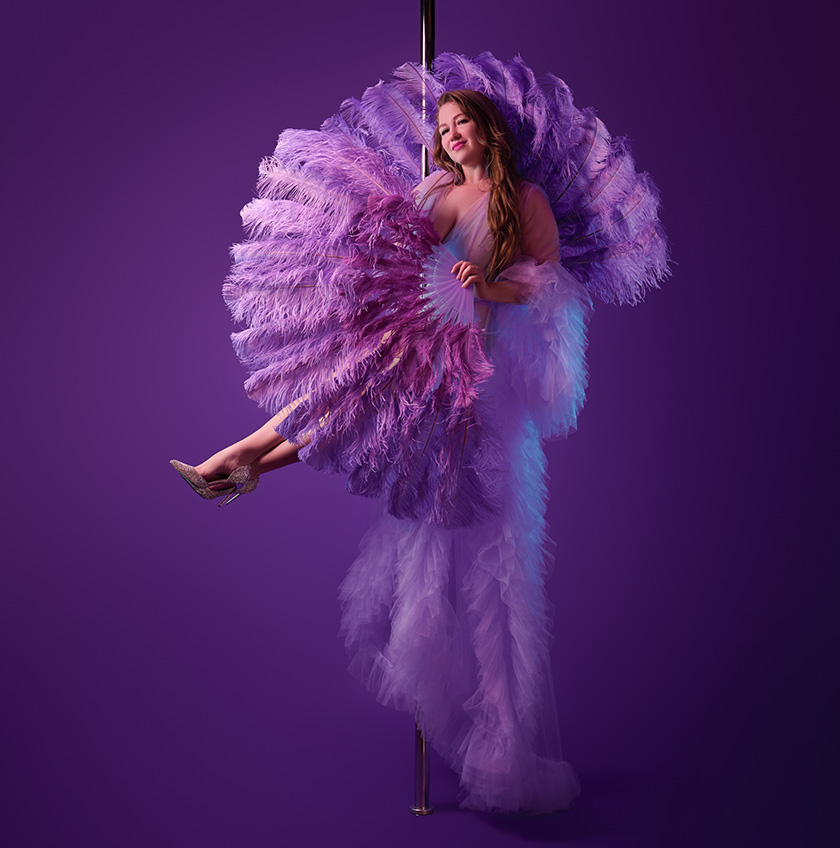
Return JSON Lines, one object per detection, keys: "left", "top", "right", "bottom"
{"left": 416, "top": 172, "right": 562, "bottom": 329}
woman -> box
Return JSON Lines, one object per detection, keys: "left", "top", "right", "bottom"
{"left": 172, "top": 90, "right": 576, "bottom": 508}
{"left": 173, "top": 51, "right": 667, "bottom": 812}
{"left": 174, "top": 87, "right": 587, "bottom": 811}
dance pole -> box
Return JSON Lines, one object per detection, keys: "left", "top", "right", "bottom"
{"left": 420, "top": 0, "right": 435, "bottom": 180}
{"left": 410, "top": 719, "right": 433, "bottom": 816}
{"left": 411, "top": 0, "right": 435, "bottom": 818}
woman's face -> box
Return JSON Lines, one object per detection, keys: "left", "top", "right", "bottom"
{"left": 437, "top": 101, "right": 486, "bottom": 169}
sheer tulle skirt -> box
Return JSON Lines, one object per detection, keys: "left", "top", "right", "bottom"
{"left": 339, "top": 347, "right": 581, "bottom": 813}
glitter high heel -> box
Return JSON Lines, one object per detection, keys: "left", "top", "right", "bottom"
{"left": 170, "top": 460, "right": 259, "bottom": 506}
{"left": 217, "top": 465, "right": 259, "bottom": 507}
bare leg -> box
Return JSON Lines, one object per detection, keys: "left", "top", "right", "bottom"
{"left": 195, "top": 411, "right": 300, "bottom": 480}
{"left": 250, "top": 438, "right": 303, "bottom": 475}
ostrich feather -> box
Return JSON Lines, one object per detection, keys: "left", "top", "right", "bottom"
{"left": 224, "top": 52, "right": 669, "bottom": 525}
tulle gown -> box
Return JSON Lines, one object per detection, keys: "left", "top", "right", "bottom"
{"left": 223, "top": 52, "right": 669, "bottom": 813}
{"left": 339, "top": 172, "right": 589, "bottom": 811}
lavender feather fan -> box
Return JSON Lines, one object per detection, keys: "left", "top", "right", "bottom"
{"left": 223, "top": 52, "right": 669, "bottom": 526}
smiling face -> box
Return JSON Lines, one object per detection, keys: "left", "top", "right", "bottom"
{"left": 436, "top": 101, "right": 487, "bottom": 170}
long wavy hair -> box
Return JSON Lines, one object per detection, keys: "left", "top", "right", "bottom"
{"left": 431, "top": 89, "right": 520, "bottom": 281}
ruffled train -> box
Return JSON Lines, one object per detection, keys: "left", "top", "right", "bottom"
{"left": 339, "top": 263, "right": 590, "bottom": 812}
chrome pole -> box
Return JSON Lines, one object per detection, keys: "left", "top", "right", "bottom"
{"left": 410, "top": 716, "right": 434, "bottom": 815}
{"left": 410, "top": 0, "right": 435, "bottom": 818}
{"left": 420, "top": 0, "right": 435, "bottom": 179}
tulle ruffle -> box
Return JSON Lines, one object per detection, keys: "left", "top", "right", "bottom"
{"left": 493, "top": 257, "right": 593, "bottom": 439}
{"left": 340, "top": 365, "right": 581, "bottom": 814}
{"left": 340, "top": 513, "right": 581, "bottom": 813}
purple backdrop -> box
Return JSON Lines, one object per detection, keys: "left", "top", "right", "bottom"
{"left": 3, "top": 1, "right": 836, "bottom": 846}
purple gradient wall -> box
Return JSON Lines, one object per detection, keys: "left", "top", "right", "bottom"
{"left": 3, "top": 2, "right": 835, "bottom": 846}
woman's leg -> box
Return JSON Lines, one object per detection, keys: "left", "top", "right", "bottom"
{"left": 250, "top": 438, "right": 303, "bottom": 475}
{"left": 195, "top": 411, "right": 301, "bottom": 480}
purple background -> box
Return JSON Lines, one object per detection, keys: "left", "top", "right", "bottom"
{"left": 3, "top": 1, "right": 836, "bottom": 846}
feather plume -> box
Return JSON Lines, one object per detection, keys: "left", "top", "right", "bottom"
{"left": 224, "top": 52, "right": 669, "bottom": 526}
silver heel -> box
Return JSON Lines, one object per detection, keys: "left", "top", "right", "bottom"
{"left": 217, "top": 465, "right": 259, "bottom": 507}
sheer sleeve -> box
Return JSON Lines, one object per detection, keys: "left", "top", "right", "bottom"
{"left": 490, "top": 182, "right": 593, "bottom": 440}
{"left": 414, "top": 171, "right": 451, "bottom": 214}
{"left": 519, "top": 184, "right": 561, "bottom": 264}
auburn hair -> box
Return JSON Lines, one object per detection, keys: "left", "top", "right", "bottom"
{"left": 430, "top": 89, "right": 521, "bottom": 281}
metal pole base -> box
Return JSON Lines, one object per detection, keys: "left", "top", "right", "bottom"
{"left": 410, "top": 720, "right": 434, "bottom": 815}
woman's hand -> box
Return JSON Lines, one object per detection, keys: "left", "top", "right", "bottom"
{"left": 452, "top": 259, "right": 525, "bottom": 304}
{"left": 452, "top": 260, "right": 486, "bottom": 290}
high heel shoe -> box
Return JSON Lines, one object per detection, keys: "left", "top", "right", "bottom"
{"left": 169, "top": 460, "right": 259, "bottom": 506}
{"left": 217, "top": 465, "right": 259, "bottom": 507}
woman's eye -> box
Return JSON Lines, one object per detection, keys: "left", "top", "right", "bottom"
{"left": 440, "top": 128, "right": 448, "bottom": 136}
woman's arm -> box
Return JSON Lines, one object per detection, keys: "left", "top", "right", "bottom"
{"left": 516, "top": 184, "right": 561, "bottom": 264}
{"left": 454, "top": 184, "right": 560, "bottom": 304}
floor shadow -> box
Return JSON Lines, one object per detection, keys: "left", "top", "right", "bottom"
{"left": 472, "top": 767, "right": 653, "bottom": 844}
